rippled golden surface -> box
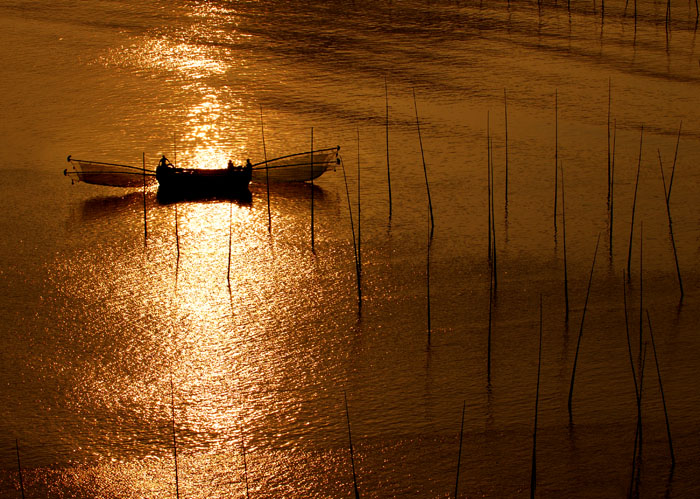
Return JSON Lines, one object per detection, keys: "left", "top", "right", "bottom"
{"left": 2, "top": 0, "right": 700, "bottom": 497}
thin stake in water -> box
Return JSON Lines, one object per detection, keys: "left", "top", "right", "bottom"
{"left": 487, "top": 260, "right": 493, "bottom": 383}
{"left": 357, "top": 129, "right": 362, "bottom": 307}
{"left": 311, "top": 127, "right": 315, "bottom": 251}
{"left": 504, "top": 88, "right": 509, "bottom": 207}
{"left": 455, "top": 401, "right": 466, "bottom": 498}
{"left": 175, "top": 204, "right": 180, "bottom": 286}
{"left": 385, "top": 77, "right": 392, "bottom": 219}
{"left": 554, "top": 90, "right": 559, "bottom": 233}
{"left": 630, "top": 343, "right": 647, "bottom": 496}
{"left": 561, "top": 162, "right": 569, "bottom": 322}
{"left": 658, "top": 150, "right": 684, "bottom": 300}
{"left": 260, "top": 106, "right": 271, "bottom": 233}
{"left": 340, "top": 157, "right": 360, "bottom": 305}
{"left": 627, "top": 125, "right": 644, "bottom": 281}
{"left": 610, "top": 120, "right": 617, "bottom": 258}
{"left": 490, "top": 134, "right": 497, "bottom": 294}
{"left": 413, "top": 88, "right": 434, "bottom": 236}
{"left": 242, "top": 440, "right": 250, "bottom": 499}
{"left": 607, "top": 78, "right": 611, "bottom": 208}
{"left": 568, "top": 233, "right": 601, "bottom": 420}
{"left": 487, "top": 112, "right": 492, "bottom": 263}
{"left": 143, "top": 152, "right": 147, "bottom": 246}
{"left": 170, "top": 376, "right": 180, "bottom": 499}
{"left": 344, "top": 392, "right": 361, "bottom": 499}
{"left": 646, "top": 311, "right": 675, "bottom": 467}
{"left": 531, "top": 295, "right": 543, "bottom": 499}
{"left": 667, "top": 121, "right": 682, "bottom": 204}
{"left": 427, "top": 229, "right": 432, "bottom": 345}
{"left": 227, "top": 201, "right": 233, "bottom": 289}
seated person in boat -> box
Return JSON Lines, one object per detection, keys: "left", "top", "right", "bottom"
{"left": 158, "top": 155, "right": 172, "bottom": 169}
{"left": 245, "top": 159, "right": 252, "bottom": 171}
{"left": 228, "top": 160, "right": 234, "bottom": 170}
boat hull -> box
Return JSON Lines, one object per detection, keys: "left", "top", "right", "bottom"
{"left": 156, "top": 164, "right": 252, "bottom": 200}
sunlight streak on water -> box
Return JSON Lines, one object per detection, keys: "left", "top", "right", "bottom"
{"left": 2, "top": 0, "right": 700, "bottom": 497}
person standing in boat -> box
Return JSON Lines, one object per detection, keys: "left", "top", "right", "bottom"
{"left": 228, "top": 159, "right": 234, "bottom": 170}
{"left": 245, "top": 159, "right": 252, "bottom": 171}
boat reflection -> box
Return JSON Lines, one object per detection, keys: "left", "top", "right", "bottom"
{"left": 79, "top": 191, "right": 151, "bottom": 221}
{"left": 249, "top": 180, "right": 328, "bottom": 203}
{"left": 156, "top": 185, "right": 253, "bottom": 205}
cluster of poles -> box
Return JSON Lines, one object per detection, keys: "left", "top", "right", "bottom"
{"left": 523, "top": 0, "right": 700, "bottom": 27}
{"left": 12, "top": 83, "right": 688, "bottom": 498}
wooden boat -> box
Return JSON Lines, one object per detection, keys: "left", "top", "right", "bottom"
{"left": 65, "top": 145, "right": 340, "bottom": 197}
{"left": 251, "top": 146, "right": 340, "bottom": 183}
{"left": 155, "top": 157, "right": 251, "bottom": 198}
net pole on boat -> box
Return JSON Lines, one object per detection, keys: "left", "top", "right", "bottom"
{"left": 260, "top": 106, "right": 271, "bottom": 233}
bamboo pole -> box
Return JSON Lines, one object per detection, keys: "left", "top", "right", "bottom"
{"left": 490, "top": 135, "right": 497, "bottom": 295}
{"left": 16, "top": 439, "right": 25, "bottom": 499}
{"left": 487, "top": 261, "right": 493, "bottom": 384}
{"left": 385, "top": 77, "right": 392, "bottom": 220}
{"left": 357, "top": 130, "right": 362, "bottom": 306}
{"left": 630, "top": 343, "right": 647, "bottom": 496}
{"left": 227, "top": 201, "right": 233, "bottom": 289}
{"left": 427, "top": 229, "right": 432, "bottom": 346}
{"left": 143, "top": 152, "right": 147, "bottom": 246}
{"left": 561, "top": 162, "right": 569, "bottom": 322}
{"left": 170, "top": 376, "right": 180, "bottom": 499}
{"left": 504, "top": 88, "right": 509, "bottom": 208}
{"left": 607, "top": 79, "right": 611, "bottom": 208}
{"left": 622, "top": 271, "right": 639, "bottom": 401}
{"left": 531, "top": 295, "right": 543, "bottom": 499}
{"left": 454, "top": 401, "right": 466, "bottom": 498}
{"left": 639, "top": 223, "right": 644, "bottom": 365}
{"left": 554, "top": 90, "right": 558, "bottom": 233}
{"left": 568, "top": 233, "right": 601, "bottom": 420}
{"left": 487, "top": 112, "right": 492, "bottom": 263}
{"left": 311, "top": 127, "right": 315, "bottom": 252}
{"left": 646, "top": 311, "right": 675, "bottom": 467}
{"left": 413, "top": 88, "right": 435, "bottom": 236}
{"left": 243, "top": 440, "right": 250, "bottom": 499}
{"left": 658, "top": 150, "right": 684, "bottom": 300}
{"left": 260, "top": 106, "right": 271, "bottom": 233}
{"left": 610, "top": 120, "right": 617, "bottom": 258}
{"left": 340, "top": 156, "right": 360, "bottom": 305}
{"left": 344, "top": 392, "right": 361, "bottom": 499}
{"left": 667, "top": 121, "right": 682, "bottom": 204}
{"left": 175, "top": 204, "right": 180, "bottom": 271}
{"left": 627, "top": 125, "right": 644, "bottom": 281}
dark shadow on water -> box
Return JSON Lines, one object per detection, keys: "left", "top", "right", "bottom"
{"left": 80, "top": 191, "right": 151, "bottom": 220}
{"left": 249, "top": 180, "right": 327, "bottom": 203}
{"left": 156, "top": 186, "right": 252, "bottom": 205}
